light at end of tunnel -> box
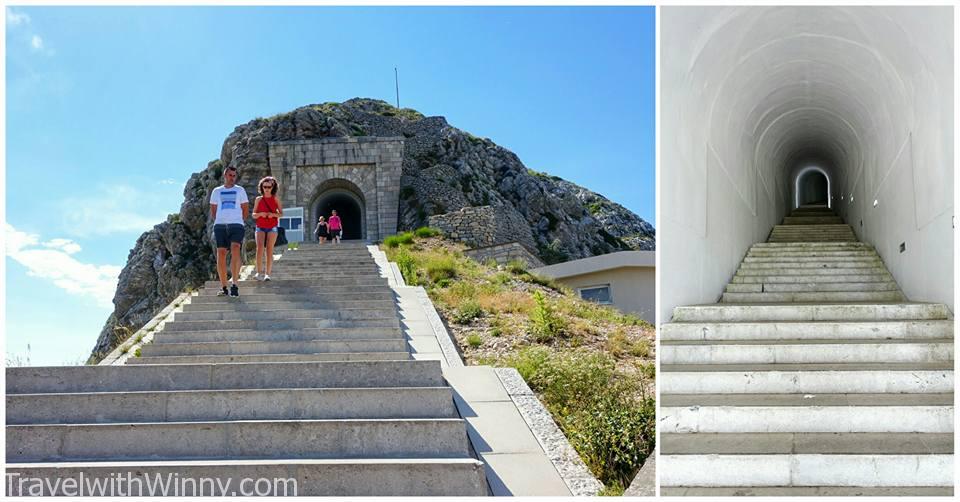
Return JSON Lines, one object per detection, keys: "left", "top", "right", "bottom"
{"left": 873, "top": 199, "right": 879, "bottom": 207}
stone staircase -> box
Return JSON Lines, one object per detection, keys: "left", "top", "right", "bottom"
{"left": 660, "top": 206, "right": 954, "bottom": 496}
{"left": 6, "top": 241, "right": 489, "bottom": 496}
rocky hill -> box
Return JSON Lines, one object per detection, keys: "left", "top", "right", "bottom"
{"left": 89, "top": 98, "right": 654, "bottom": 361}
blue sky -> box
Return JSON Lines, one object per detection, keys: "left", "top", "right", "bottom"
{"left": 5, "top": 6, "right": 655, "bottom": 366}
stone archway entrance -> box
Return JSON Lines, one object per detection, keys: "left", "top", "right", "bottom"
{"left": 309, "top": 179, "right": 366, "bottom": 241}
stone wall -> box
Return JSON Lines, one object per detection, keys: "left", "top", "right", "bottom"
{"left": 465, "top": 242, "right": 545, "bottom": 268}
{"left": 268, "top": 137, "right": 403, "bottom": 241}
{"left": 428, "top": 205, "right": 538, "bottom": 254}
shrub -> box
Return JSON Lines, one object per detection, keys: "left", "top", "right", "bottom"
{"left": 506, "top": 259, "right": 527, "bottom": 275}
{"left": 395, "top": 249, "right": 418, "bottom": 285}
{"left": 414, "top": 226, "right": 440, "bottom": 238}
{"left": 133, "top": 348, "right": 142, "bottom": 358}
{"left": 629, "top": 338, "right": 651, "bottom": 358}
{"left": 570, "top": 389, "right": 656, "bottom": 489}
{"left": 504, "top": 346, "right": 654, "bottom": 489}
{"left": 452, "top": 300, "right": 484, "bottom": 324}
{"left": 425, "top": 255, "right": 458, "bottom": 284}
{"left": 466, "top": 333, "right": 483, "bottom": 348}
{"left": 529, "top": 291, "right": 566, "bottom": 342}
{"left": 384, "top": 232, "right": 415, "bottom": 248}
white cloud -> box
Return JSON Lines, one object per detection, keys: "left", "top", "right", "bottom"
{"left": 60, "top": 183, "right": 181, "bottom": 236}
{"left": 42, "top": 238, "right": 82, "bottom": 255}
{"left": 30, "top": 35, "right": 43, "bottom": 50}
{"left": 159, "top": 179, "right": 179, "bottom": 185}
{"left": 6, "top": 7, "right": 30, "bottom": 26}
{"left": 6, "top": 224, "right": 122, "bottom": 308}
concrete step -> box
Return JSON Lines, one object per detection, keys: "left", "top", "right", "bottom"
{"left": 738, "top": 260, "right": 881, "bottom": 269}
{"left": 162, "top": 318, "right": 400, "bottom": 333}
{"left": 129, "top": 353, "right": 412, "bottom": 365}
{"left": 4, "top": 458, "right": 489, "bottom": 496}
{"left": 660, "top": 431, "right": 952, "bottom": 454}
{"left": 182, "top": 300, "right": 397, "bottom": 312}
{"left": 660, "top": 320, "right": 954, "bottom": 341}
{"left": 7, "top": 387, "right": 458, "bottom": 424}
{"left": 768, "top": 237, "right": 857, "bottom": 242}
{"left": 661, "top": 487, "right": 953, "bottom": 496}
{"left": 7, "top": 360, "right": 444, "bottom": 394}
{"left": 725, "top": 282, "right": 899, "bottom": 293}
{"left": 746, "top": 249, "right": 877, "bottom": 257}
{"left": 191, "top": 292, "right": 395, "bottom": 303}
{"left": 672, "top": 303, "right": 950, "bottom": 322}
{"left": 742, "top": 256, "right": 880, "bottom": 264}
{"left": 767, "top": 238, "right": 858, "bottom": 243}
{"left": 202, "top": 280, "right": 388, "bottom": 290}
{"left": 660, "top": 363, "right": 954, "bottom": 394}
{"left": 660, "top": 339, "right": 953, "bottom": 364}
{"left": 154, "top": 327, "right": 403, "bottom": 343}
{"left": 7, "top": 418, "right": 473, "bottom": 462}
{"left": 660, "top": 399, "right": 952, "bottom": 434}
{"left": 735, "top": 267, "right": 888, "bottom": 276}
{"left": 196, "top": 287, "right": 394, "bottom": 298}
{"left": 721, "top": 291, "right": 905, "bottom": 303}
{"left": 172, "top": 308, "right": 398, "bottom": 323}
{"left": 782, "top": 216, "right": 844, "bottom": 224}
{"left": 731, "top": 273, "right": 892, "bottom": 284}
{"left": 272, "top": 262, "right": 380, "bottom": 268}
{"left": 752, "top": 241, "right": 869, "bottom": 247}
{"left": 659, "top": 454, "right": 952, "bottom": 488}
{"left": 141, "top": 339, "right": 408, "bottom": 357}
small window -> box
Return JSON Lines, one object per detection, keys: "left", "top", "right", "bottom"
{"left": 278, "top": 218, "right": 302, "bottom": 230}
{"left": 579, "top": 285, "right": 612, "bottom": 304}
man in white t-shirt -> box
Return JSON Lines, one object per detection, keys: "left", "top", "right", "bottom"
{"left": 210, "top": 165, "right": 250, "bottom": 297}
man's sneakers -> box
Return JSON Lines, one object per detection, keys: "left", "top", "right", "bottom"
{"left": 255, "top": 272, "right": 272, "bottom": 282}
{"left": 263, "top": 274, "right": 271, "bottom": 282}
{"left": 229, "top": 283, "right": 240, "bottom": 297}
{"left": 217, "top": 286, "right": 229, "bottom": 297}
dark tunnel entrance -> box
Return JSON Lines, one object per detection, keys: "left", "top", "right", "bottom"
{"left": 312, "top": 189, "right": 365, "bottom": 240}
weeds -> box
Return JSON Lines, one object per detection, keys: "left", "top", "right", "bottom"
{"left": 529, "top": 291, "right": 566, "bottom": 342}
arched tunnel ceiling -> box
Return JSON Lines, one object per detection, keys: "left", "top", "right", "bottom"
{"left": 670, "top": 6, "right": 947, "bottom": 209}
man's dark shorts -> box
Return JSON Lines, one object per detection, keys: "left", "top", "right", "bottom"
{"left": 213, "top": 224, "right": 245, "bottom": 248}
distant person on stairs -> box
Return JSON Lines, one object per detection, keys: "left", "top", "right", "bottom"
{"left": 315, "top": 216, "right": 328, "bottom": 244}
{"left": 210, "top": 165, "right": 249, "bottom": 297}
{"left": 328, "top": 210, "right": 342, "bottom": 244}
{"left": 253, "top": 176, "right": 283, "bottom": 281}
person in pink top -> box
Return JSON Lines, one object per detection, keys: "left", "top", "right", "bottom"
{"left": 328, "top": 210, "right": 342, "bottom": 244}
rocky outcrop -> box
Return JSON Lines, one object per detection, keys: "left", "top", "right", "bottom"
{"left": 90, "top": 98, "right": 655, "bottom": 361}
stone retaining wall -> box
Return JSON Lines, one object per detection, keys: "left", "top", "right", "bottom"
{"left": 428, "top": 205, "right": 537, "bottom": 253}
{"left": 465, "top": 242, "right": 545, "bottom": 268}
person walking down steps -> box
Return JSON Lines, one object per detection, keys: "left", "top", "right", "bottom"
{"left": 328, "top": 210, "right": 342, "bottom": 244}
{"left": 209, "top": 165, "right": 249, "bottom": 297}
{"left": 315, "top": 215, "right": 328, "bottom": 244}
{"left": 253, "top": 176, "right": 283, "bottom": 281}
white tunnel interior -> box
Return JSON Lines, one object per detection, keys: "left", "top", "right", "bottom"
{"left": 660, "top": 6, "right": 954, "bottom": 322}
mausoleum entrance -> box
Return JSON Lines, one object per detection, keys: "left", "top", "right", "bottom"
{"left": 310, "top": 180, "right": 366, "bottom": 241}
{"left": 267, "top": 137, "right": 404, "bottom": 243}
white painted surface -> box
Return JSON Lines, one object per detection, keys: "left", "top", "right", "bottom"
{"left": 661, "top": 454, "right": 954, "bottom": 487}
{"left": 660, "top": 6, "right": 954, "bottom": 322}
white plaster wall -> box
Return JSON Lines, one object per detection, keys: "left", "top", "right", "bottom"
{"left": 661, "top": 6, "right": 954, "bottom": 322}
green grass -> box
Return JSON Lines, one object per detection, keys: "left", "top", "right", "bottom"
{"left": 414, "top": 226, "right": 441, "bottom": 238}
{"left": 380, "top": 235, "right": 656, "bottom": 491}
{"left": 384, "top": 232, "right": 415, "bottom": 248}
{"left": 452, "top": 300, "right": 484, "bottom": 324}
{"left": 466, "top": 333, "right": 483, "bottom": 348}
{"left": 504, "top": 346, "right": 655, "bottom": 489}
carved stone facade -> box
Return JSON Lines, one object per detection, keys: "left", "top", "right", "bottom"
{"left": 268, "top": 137, "right": 403, "bottom": 241}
